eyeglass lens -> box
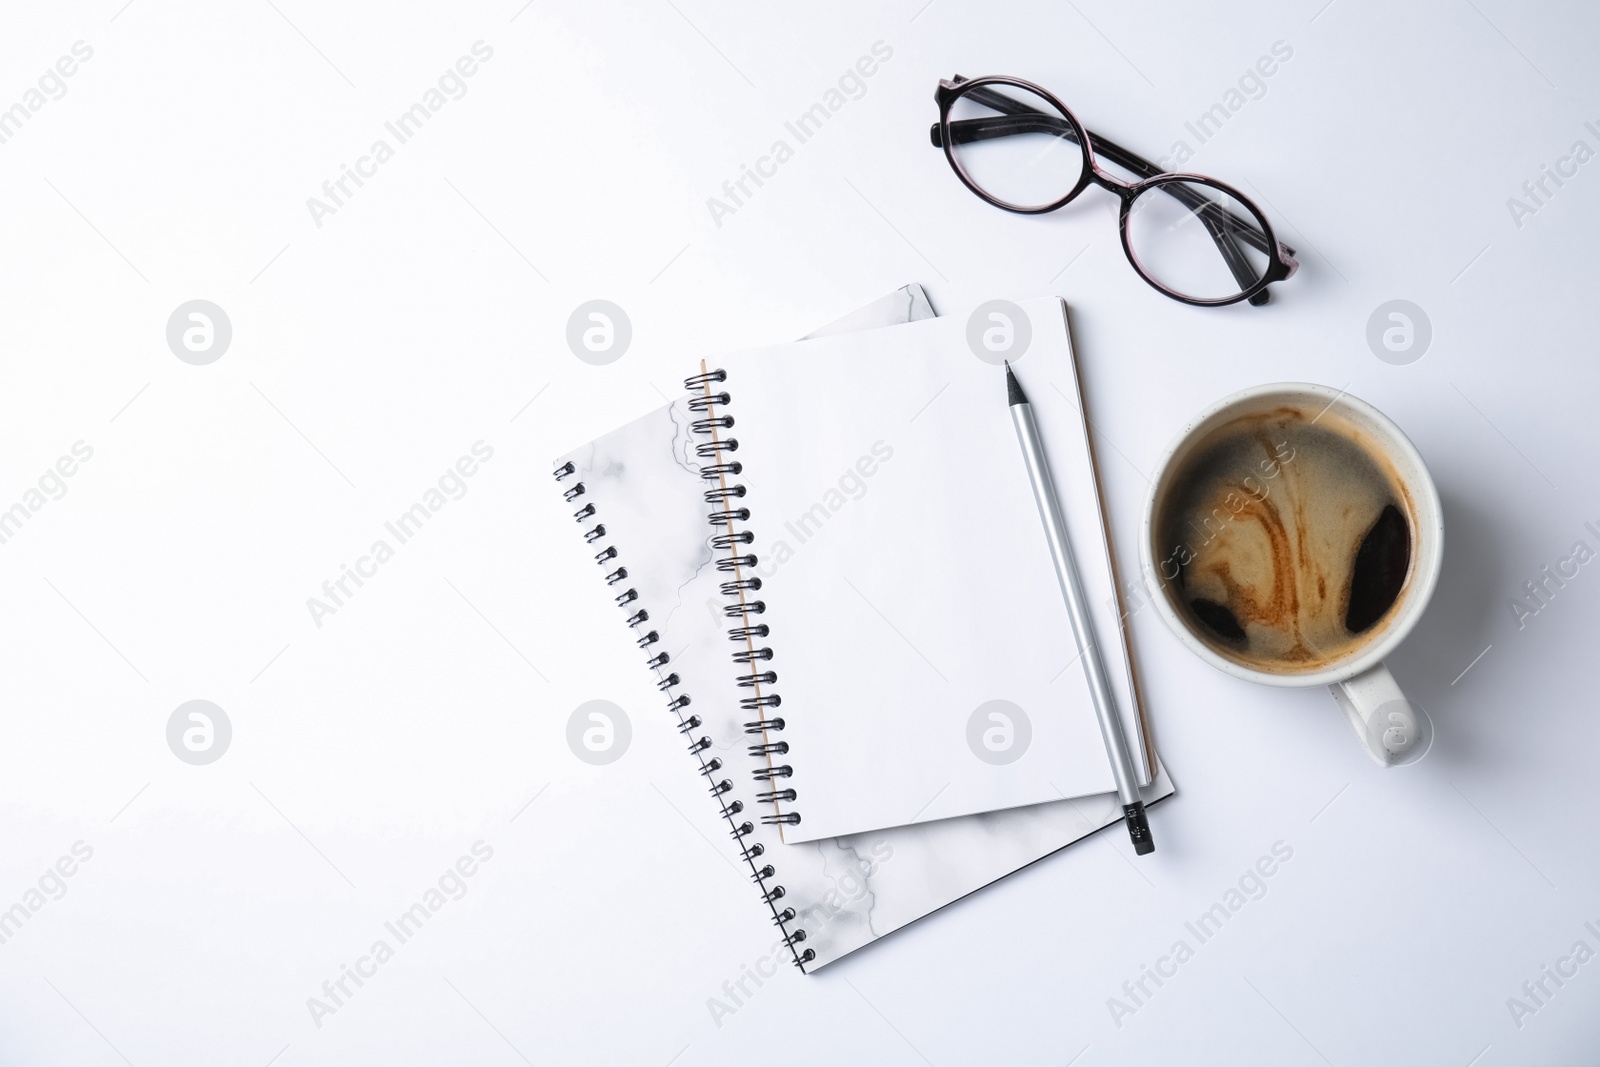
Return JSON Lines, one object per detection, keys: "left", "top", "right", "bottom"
{"left": 946, "top": 85, "right": 1084, "bottom": 211}
{"left": 1125, "top": 182, "right": 1270, "bottom": 302}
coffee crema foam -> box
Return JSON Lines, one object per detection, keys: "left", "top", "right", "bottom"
{"left": 1156, "top": 405, "right": 1414, "bottom": 673}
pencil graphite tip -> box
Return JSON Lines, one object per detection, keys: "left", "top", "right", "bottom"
{"left": 1005, "top": 362, "right": 1028, "bottom": 407}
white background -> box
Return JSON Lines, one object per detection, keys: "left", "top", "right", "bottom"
{"left": 0, "top": 0, "right": 1596, "bottom": 1064}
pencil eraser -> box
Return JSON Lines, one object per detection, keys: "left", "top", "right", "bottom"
{"left": 1123, "top": 802, "right": 1155, "bottom": 856}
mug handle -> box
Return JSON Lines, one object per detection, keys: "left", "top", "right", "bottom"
{"left": 1328, "top": 663, "right": 1421, "bottom": 766}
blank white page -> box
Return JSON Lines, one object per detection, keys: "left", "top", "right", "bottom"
{"left": 709, "top": 298, "right": 1141, "bottom": 843}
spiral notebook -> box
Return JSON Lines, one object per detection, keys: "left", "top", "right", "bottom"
{"left": 682, "top": 298, "right": 1151, "bottom": 843}
{"left": 554, "top": 289, "right": 1171, "bottom": 969}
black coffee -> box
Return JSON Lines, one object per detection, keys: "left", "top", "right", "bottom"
{"left": 1155, "top": 405, "right": 1413, "bottom": 673}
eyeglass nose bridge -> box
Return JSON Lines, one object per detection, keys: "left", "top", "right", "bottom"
{"left": 1087, "top": 166, "right": 1140, "bottom": 200}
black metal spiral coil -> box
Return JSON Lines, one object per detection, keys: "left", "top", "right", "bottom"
{"left": 684, "top": 365, "right": 812, "bottom": 968}
{"left": 694, "top": 438, "right": 737, "bottom": 458}
{"left": 687, "top": 391, "right": 731, "bottom": 412}
{"left": 704, "top": 485, "right": 746, "bottom": 503}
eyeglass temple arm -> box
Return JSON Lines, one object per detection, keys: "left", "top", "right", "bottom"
{"left": 933, "top": 83, "right": 1297, "bottom": 290}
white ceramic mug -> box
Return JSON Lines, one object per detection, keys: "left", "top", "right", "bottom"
{"left": 1140, "top": 383, "right": 1443, "bottom": 766}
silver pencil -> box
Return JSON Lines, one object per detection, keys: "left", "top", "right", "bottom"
{"left": 1006, "top": 362, "right": 1153, "bottom": 855}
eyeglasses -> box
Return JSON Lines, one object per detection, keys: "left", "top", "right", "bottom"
{"left": 930, "top": 75, "right": 1298, "bottom": 307}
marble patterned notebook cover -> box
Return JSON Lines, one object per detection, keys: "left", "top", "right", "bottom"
{"left": 552, "top": 291, "right": 1174, "bottom": 970}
